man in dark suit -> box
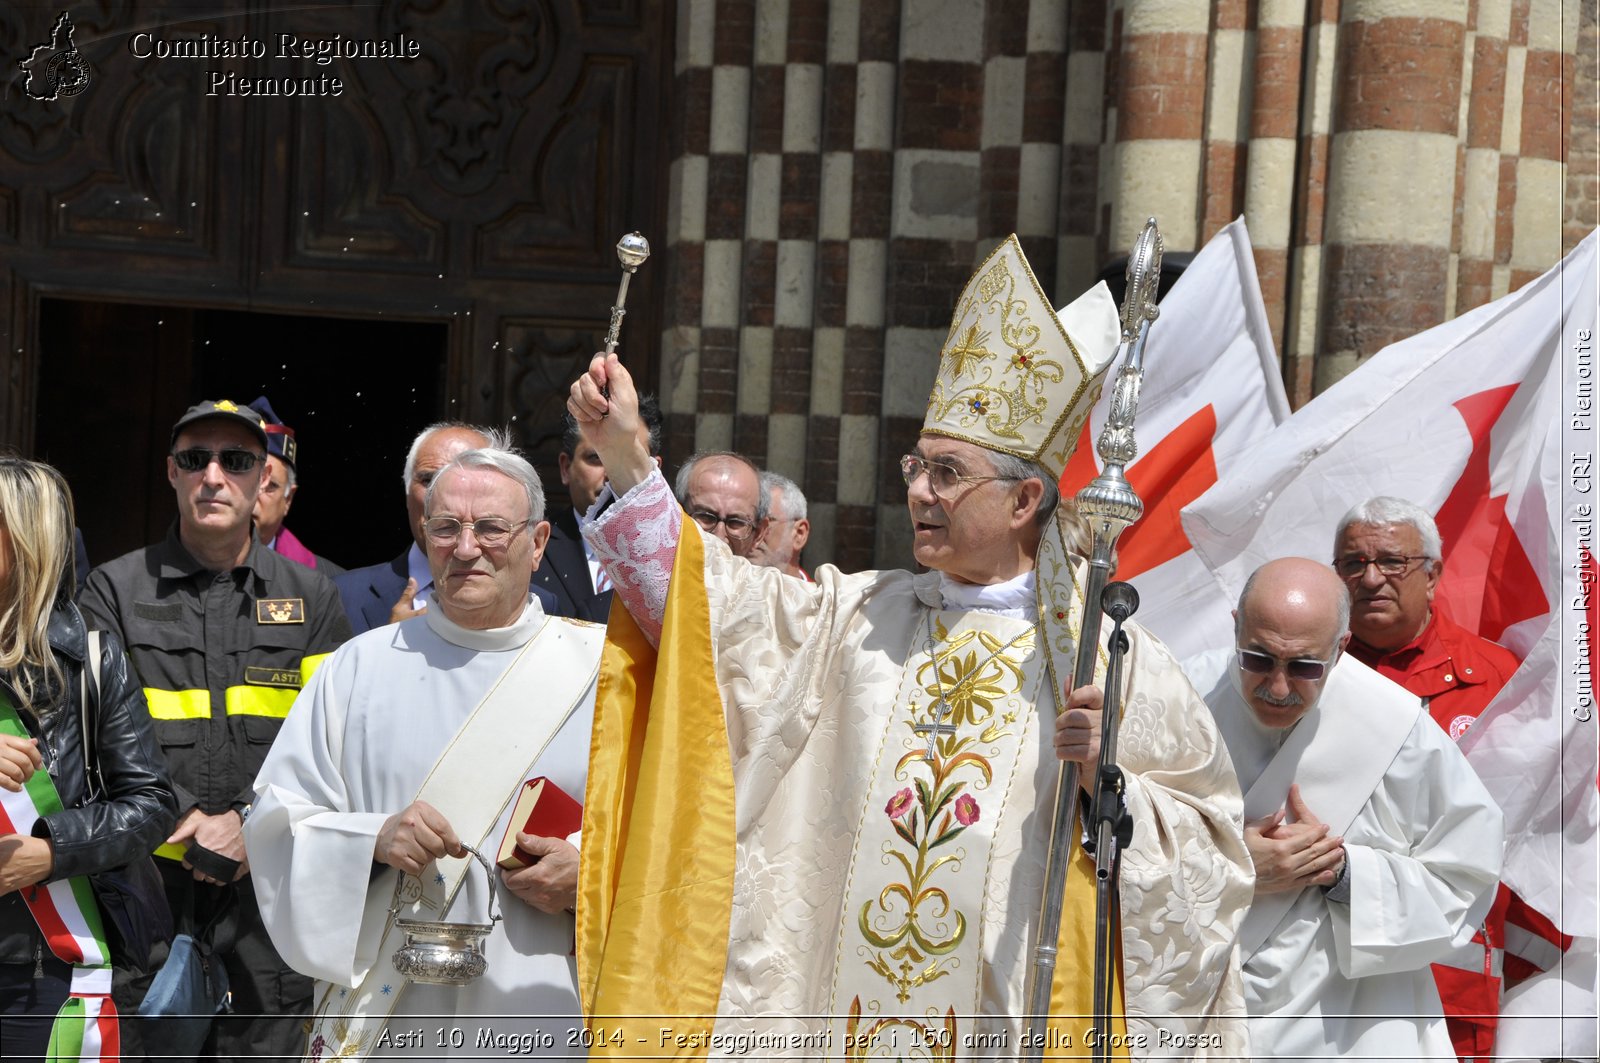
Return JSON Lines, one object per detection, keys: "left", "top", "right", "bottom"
{"left": 335, "top": 422, "right": 556, "bottom": 633}
{"left": 535, "top": 396, "right": 663, "bottom": 622}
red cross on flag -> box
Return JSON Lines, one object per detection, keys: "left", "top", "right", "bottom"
{"left": 1061, "top": 217, "right": 1290, "bottom": 660}
{"left": 1180, "top": 230, "right": 1598, "bottom": 1058}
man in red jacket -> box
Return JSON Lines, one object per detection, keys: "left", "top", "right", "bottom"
{"left": 1334, "top": 495, "right": 1570, "bottom": 1063}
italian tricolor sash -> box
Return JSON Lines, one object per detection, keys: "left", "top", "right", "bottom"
{"left": 0, "top": 692, "right": 120, "bottom": 1062}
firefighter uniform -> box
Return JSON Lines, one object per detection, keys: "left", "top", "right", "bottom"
{"left": 80, "top": 526, "right": 350, "bottom": 1061}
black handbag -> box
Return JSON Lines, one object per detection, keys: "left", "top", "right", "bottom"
{"left": 80, "top": 628, "right": 175, "bottom": 971}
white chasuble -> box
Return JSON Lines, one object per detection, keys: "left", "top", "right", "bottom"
{"left": 829, "top": 609, "right": 1044, "bottom": 1054}
{"left": 582, "top": 471, "right": 1254, "bottom": 1060}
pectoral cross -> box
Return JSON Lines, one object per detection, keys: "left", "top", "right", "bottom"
{"left": 914, "top": 699, "right": 957, "bottom": 760}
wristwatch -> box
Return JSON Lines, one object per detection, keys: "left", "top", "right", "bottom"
{"left": 235, "top": 802, "right": 253, "bottom": 824}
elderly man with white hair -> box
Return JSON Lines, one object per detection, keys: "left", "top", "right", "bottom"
{"left": 1333, "top": 495, "right": 1560, "bottom": 1061}
{"left": 245, "top": 446, "right": 604, "bottom": 1059}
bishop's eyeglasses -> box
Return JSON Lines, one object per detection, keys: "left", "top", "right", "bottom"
{"left": 899, "top": 454, "right": 1021, "bottom": 501}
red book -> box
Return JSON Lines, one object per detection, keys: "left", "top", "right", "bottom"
{"left": 495, "top": 777, "right": 584, "bottom": 870}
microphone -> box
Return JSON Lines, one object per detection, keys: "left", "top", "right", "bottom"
{"left": 1101, "top": 581, "right": 1140, "bottom": 624}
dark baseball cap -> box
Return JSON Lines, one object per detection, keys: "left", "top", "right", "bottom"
{"left": 170, "top": 399, "right": 270, "bottom": 452}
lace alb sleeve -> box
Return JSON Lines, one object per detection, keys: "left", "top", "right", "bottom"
{"left": 582, "top": 469, "right": 681, "bottom": 646}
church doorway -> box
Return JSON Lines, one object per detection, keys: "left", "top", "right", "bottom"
{"left": 35, "top": 298, "right": 448, "bottom": 571}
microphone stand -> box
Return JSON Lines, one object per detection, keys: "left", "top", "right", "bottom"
{"left": 1088, "top": 582, "right": 1138, "bottom": 1063}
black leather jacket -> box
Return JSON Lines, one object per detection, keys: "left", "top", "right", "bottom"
{"left": 0, "top": 602, "right": 178, "bottom": 964}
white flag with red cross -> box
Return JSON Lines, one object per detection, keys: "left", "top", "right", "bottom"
{"left": 1061, "top": 217, "right": 1290, "bottom": 660}
{"left": 1179, "top": 230, "right": 1599, "bottom": 1058}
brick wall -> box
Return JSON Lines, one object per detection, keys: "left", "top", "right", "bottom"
{"left": 657, "top": 0, "right": 1588, "bottom": 571}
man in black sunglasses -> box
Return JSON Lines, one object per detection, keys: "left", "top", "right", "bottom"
{"left": 80, "top": 398, "right": 351, "bottom": 1061}
{"left": 1183, "top": 557, "right": 1503, "bottom": 1061}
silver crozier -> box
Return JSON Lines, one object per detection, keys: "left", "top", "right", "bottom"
{"left": 1021, "top": 217, "right": 1163, "bottom": 1058}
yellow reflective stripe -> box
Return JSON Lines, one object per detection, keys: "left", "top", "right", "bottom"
{"left": 144, "top": 688, "right": 211, "bottom": 720}
{"left": 300, "top": 652, "right": 333, "bottom": 684}
{"left": 154, "top": 841, "right": 188, "bottom": 862}
{"left": 224, "top": 685, "right": 299, "bottom": 719}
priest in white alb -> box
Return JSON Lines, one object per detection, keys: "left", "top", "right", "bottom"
{"left": 244, "top": 448, "right": 605, "bottom": 1059}
{"left": 1184, "top": 557, "right": 1503, "bottom": 1059}
{"left": 570, "top": 236, "right": 1255, "bottom": 1060}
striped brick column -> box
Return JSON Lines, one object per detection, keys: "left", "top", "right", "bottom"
{"left": 1108, "top": 0, "right": 1210, "bottom": 254}
{"left": 1456, "top": 1, "right": 1512, "bottom": 315}
{"left": 1242, "top": 0, "right": 1307, "bottom": 358}
{"left": 1201, "top": 0, "right": 1251, "bottom": 241}
{"left": 696, "top": 0, "right": 757, "bottom": 453}
{"left": 730, "top": 0, "right": 786, "bottom": 463}
{"left": 1057, "top": 0, "right": 1109, "bottom": 297}
{"left": 978, "top": 4, "right": 1030, "bottom": 254}
{"left": 1317, "top": 1, "right": 1468, "bottom": 390}
{"left": 1283, "top": 0, "right": 1340, "bottom": 405}
{"left": 1016, "top": 4, "right": 1070, "bottom": 285}
{"left": 660, "top": 0, "right": 718, "bottom": 461}
{"left": 801, "top": 0, "right": 865, "bottom": 567}
{"left": 876, "top": 0, "right": 982, "bottom": 568}
{"left": 977, "top": 1, "right": 1069, "bottom": 289}
{"left": 837, "top": 0, "right": 899, "bottom": 571}
{"left": 766, "top": 0, "right": 826, "bottom": 492}
{"left": 1505, "top": 0, "right": 1577, "bottom": 290}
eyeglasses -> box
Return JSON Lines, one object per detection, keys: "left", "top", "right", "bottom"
{"left": 1332, "top": 554, "right": 1430, "bottom": 579}
{"left": 423, "top": 516, "right": 530, "bottom": 549}
{"left": 1236, "top": 648, "right": 1338, "bottom": 682}
{"left": 899, "top": 454, "right": 1020, "bottom": 501}
{"left": 172, "top": 448, "right": 264, "bottom": 475}
{"left": 688, "top": 509, "right": 759, "bottom": 542}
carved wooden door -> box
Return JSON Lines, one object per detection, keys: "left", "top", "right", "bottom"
{"left": 1, "top": 0, "right": 672, "bottom": 564}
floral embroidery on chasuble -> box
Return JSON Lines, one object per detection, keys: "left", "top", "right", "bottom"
{"left": 829, "top": 607, "right": 1046, "bottom": 1057}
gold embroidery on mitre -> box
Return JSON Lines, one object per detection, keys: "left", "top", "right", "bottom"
{"left": 923, "top": 235, "right": 1114, "bottom": 480}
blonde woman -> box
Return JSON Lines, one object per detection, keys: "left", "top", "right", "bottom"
{"left": 0, "top": 457, "right": 175, "bottom": 1062}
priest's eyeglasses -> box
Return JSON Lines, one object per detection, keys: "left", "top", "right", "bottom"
{"left": 1332, "top": 554, "right": 1429, "bottom": 579}
{"left": 172, "top": 447, "right": 264, "bottom": 475}
{"left": 899, "top": 455, "right": 1020, "bottom": 500}
{"left": 688, "top": 509, "right": 759, "bottom": 542}
{"left": 423, "top": 516, "right": 530, "bottom": 549}
{"left": 1236, "top": 648, "right": 1337, "bottom": 682}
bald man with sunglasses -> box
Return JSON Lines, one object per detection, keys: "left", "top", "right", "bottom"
{"left": 1183, "top": 557, "right": 1503, "bottom": 1061}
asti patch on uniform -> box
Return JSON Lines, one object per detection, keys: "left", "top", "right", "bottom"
{"left": 256, "top": 598, "right": 305, "bottom": 624}
{"left": 244, "top": 666, "right": 301, "bottom": 688}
